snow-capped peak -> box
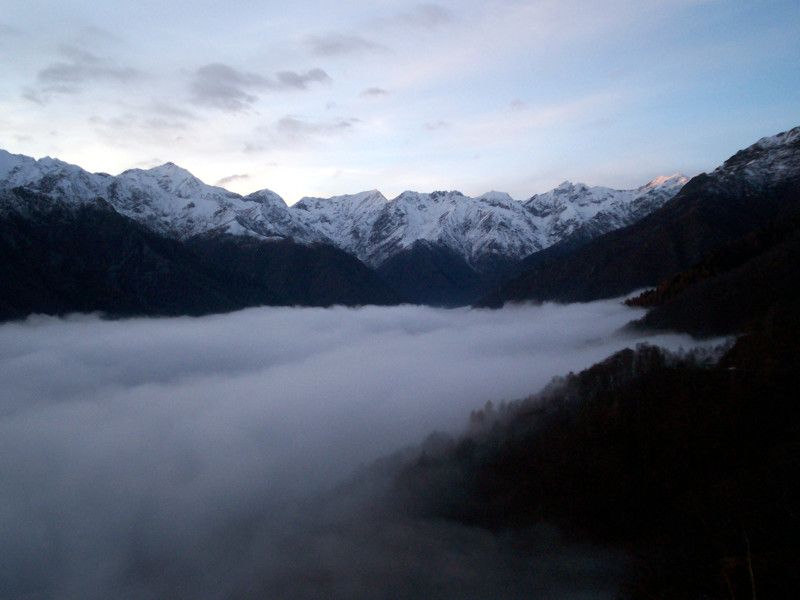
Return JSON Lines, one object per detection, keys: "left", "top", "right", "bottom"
{"left": 1, "top": 149, "right": 690, "bottom": 269}
{"left": 751, "top": 126, "right": 800, "bottom": 150}
{"left": 712, "top": 126, "right": 800, "bottom": 191}
{"left": 477, "top": 191, "right": 516, "bottom": 205}
{"left": 296, "top": 189, "right": 387, "bottom": 210}
{"left": 0, "top": 151, "right": 301, "bottom": 241}
{"left": 244, "top": 189, "right": 288, "bottom": 207}
{"left": 643, "top": 174, "right": 688, "bottom": 189}
{"left": 521, "top": 174, "right": 687, "bottom": 248}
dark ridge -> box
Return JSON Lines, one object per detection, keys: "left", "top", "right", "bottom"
{"left": 187, "top": 234, "right": 403, "bottom": 308}
{"left": 625, "top": 217, "right": 800, "bottom": 336}
{"left": 0, "top": 191, "right": 268, "bottom": 321}
{"left": 626, "top": 216, "right": 800, "bottom": 309}
{"left": 476, "top": 130, "right": 800, "bottom": 307}
{"left": 0, "top": 188, "right": 402, "bottom": 321}
{"left": 392, "top": 321, "right": 800, "bottom": 598}
{"left": 375, "top": 240, "right": 483, "bottom": 307}
{"left": 374, "top": 240, "right": 521, "bottom": 307}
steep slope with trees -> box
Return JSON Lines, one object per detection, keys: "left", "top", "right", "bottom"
{"left": 393, "top": 303, "right": 800, "bottom": 598}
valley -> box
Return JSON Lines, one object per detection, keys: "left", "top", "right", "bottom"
{"left": 1, "top": 126, "right": 799, "bottom": 598}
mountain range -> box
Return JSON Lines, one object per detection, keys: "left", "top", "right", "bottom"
{"left": 0, "top": 149, "right": 686, "bottom": 268}
{"left": 478, "top": 126, "right": 800, "bottom": 307}
{"left": 390, "top": 128, "right": 800, "bottom": 599}
{"left": 0, "top": 147, "right": 685, "bottom": 316}
{"left": 1, "top": 125, "right": 799, "bottom": 319}
{"left": 3, "top": 128, "right": 800, "bottom": 597}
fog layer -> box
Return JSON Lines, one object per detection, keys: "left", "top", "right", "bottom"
{"left": 0, "top": 302, "right": 709, "bottom": 599}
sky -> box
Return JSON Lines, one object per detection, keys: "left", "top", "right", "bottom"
{"left": 0, "top": 1, "right": 798, "bottom": 204}
{"left": 0, "top": 301, "right": 716, "bottom": 599}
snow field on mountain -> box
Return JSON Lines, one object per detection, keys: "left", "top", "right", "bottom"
{"left": 0, "top": 147, "right": 687, "bottom": 268}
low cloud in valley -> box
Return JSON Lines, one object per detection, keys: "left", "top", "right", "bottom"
{"left": 0, "top": 301, "right": 710, "bottom": 599}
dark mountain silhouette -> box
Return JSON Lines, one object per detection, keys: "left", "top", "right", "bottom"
{"left": 0, "top": 188, "right": 400, "bottom": 321}
{"left": 393, "top": 232, "right": 800, "bottom": 597}
{"left": 374, "top": 240, "right": 483, "bottom": 307}
{"left": 626, "top": 216, "right": 800, "bottom": 336}
{"left": 389, "top": 130, "right": 800, "bottom": 597}
{"left": 478, "top": 127, "right": 800, "bottom": 307}
{"left": 187, "top": 234, "right": 403, "bottom": 309}
{"left": 374, "top": 239, "right": 520, "bottom": 307}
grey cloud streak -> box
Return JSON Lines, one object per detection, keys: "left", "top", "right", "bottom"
{"left": 397, "top": 3, "right": 454, "bottom": 27}
{"left": 215, "top": 173, "right": 251, "bottom": 187}
{"left": 304, "top": 5, "right": 449, "bottom": 58}
{"left": 276, "top": 67, "right": 330, "bottom": 89}
{"left": 89, "top": 101, "right": 197, "bottom": 147}
{"left": 0, "top": 22, "right": 21, "bottom": 37}
{"left": 361, "top": 86, "right": 388, "bottom": 97}
{"left": 424, "top": 120, "right": 450, "bottom": 131}
{"left": 252, "top": 115, "right": 360, "bottom": 148}
{"left": 371, "top": 2, "right": 454, "bottom": 30}
{"left": 0, "top": 302, "right": 707, "bottom": 599}
{"left": 189, "top": 63, "right": 330, "bottom": 112}
{"left": 189, "top": 63, "right": 268, "bottom": 112}
{"left": 25, "top": 43, "right": 139, "bottom": 101}
{"left": 276, "top": 115, "right": 358, "bottom": 136}
{"left": 307, "top": 33, "right": 386, "bottom": 56}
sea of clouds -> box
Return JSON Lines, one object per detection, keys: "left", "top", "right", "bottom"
{"left": 0, "top": 301, "right": 714, "bottom": 599}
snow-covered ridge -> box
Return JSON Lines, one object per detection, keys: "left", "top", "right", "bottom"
{"left": 0, "top": 148, "right": 689, "bottom": 267}
{"left": 0, "top": 149, "right": 324, "bottom": 242}
{"left": 712, "top": 125, "right": 800, "bottom": 190}
{"left": 523, "top": 175, "right": 688, "bottom": 248}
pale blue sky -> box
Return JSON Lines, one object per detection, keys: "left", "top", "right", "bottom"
{"left": 1, "top": 0, "right": 798, "bottom": 203}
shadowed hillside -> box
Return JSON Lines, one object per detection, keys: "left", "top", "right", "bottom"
{"left": 626, "top": 216, "right": 800, "bottom": 336}
{"left": 478, "top": 127, "right": 800, "bottom": 307}
{"left": 0, "top": 188, "right": 400, "bottom": 321}
{"left": 392, "top": 321, "right": 800, "bottom": 597}
{"left": 397, "top": 170, "right": 800, "bottom": 597}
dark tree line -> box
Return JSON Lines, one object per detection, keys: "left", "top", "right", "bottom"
{"left": 393, "top": 214, "right": 800, "bottom": 598}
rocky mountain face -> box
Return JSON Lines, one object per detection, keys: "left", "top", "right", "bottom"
{"left": 478, "top": 126, "right": 800, "bottom": 307}
{"left": 1, "top": 149, "right": 686, "bottom": 306}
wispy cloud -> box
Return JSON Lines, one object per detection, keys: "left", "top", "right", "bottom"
{"left": 423, "top": 120, "right": 450, "bottom": 131}
{"left": 215, "top": 173, "right": 250, "bottom": 187}
{"left": 188, "top": 63, "right": 269, "bottom": 112}
{"left": 148, "top": 100, "right": 196, "bottom": 121}
{"left": 266, "top": 115, "right": 360, "bottom": 145}
{"left": 189, "top": 63, "right": 331, "bottom": 112}
{"left": 376, "top": 3, "right": 454, "bottom": 29}
{"left": 25, "top": 43, "right": 139, "bottom": 101}
{"left": 307, "top": 33, "right": 385, "bottom": 56}
{"left": 303, "top": 3, "right": 451, "bottom": 61}
{"left": 361, "top": 86, "right": 388, "bottom": 97}
{"left": 276, "top": 68, "right": 331, "bottom": 89}
{"left": 0, "top": 22, "right": 21, "bottom": 37}
{"left": 88, "top": 101, "right": 197, "bottom": 147}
